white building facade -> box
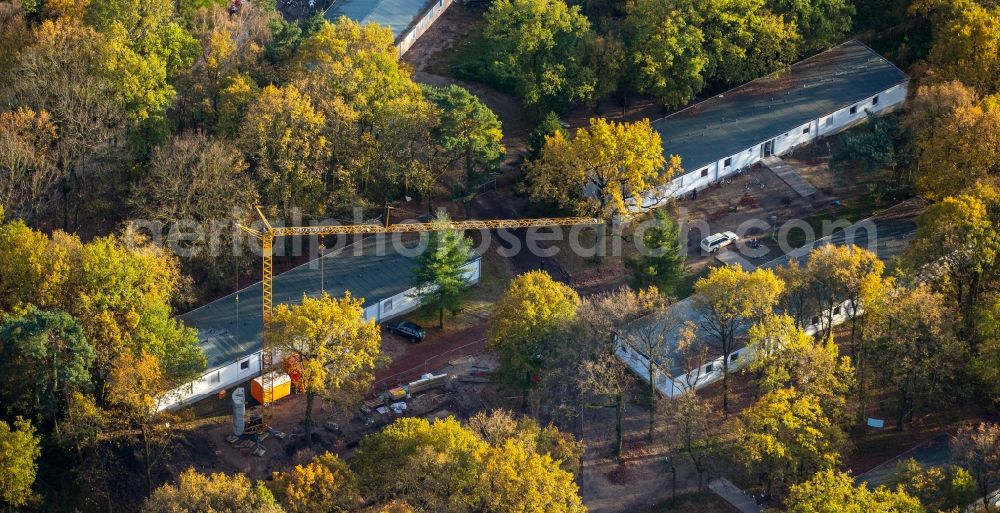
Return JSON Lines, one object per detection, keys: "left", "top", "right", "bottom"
{"left": 638, "top": 41, "right": 910, "bottom": 208}
{"left": 157, "top": 256, "right": 481, "bottom": 411}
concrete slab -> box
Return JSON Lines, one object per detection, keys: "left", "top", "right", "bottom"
{"left": 715, "top": 249, "right": 757, "bottom": 271}
{"left": 709, "top": 477, "right": 763, "bottom": 513}
{"left": 762, "top": 156, "right": 818, "bottom": 197}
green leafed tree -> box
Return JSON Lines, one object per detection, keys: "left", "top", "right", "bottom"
{"left": 627, "top": 209, "right": 685, "bottom": 295}
{"left": 481, "top": 0, "right": 596, "bottom": 113}
{"left": 768, "top": 0, "right": 854, "bottom": 52}
{"left": 625, "top": 0, "right": 707, "bottom": 108}
{"left": 0, "top": 308, "right": 95, "bottom": 428}
{"left": 423, "top": 84, "right": 505, "bottom": 183}
{"left": 412, "top": 213, "right": 475, "bottom": 329}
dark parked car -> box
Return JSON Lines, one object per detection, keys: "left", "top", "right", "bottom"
{"left": 387, "top": 321, "right": 426, "bottom": 342}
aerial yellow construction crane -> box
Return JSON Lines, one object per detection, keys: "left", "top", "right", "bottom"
{"left": 239, "top": 206, "right": 599, "bottom": 432}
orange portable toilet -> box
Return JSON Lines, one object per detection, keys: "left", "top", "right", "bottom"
{"left": 251, "top": 371, "right": 292, "bottom": 404}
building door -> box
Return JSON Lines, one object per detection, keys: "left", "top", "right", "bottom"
{"left": 762, "top": 139, "right": 774, "bottom": 157}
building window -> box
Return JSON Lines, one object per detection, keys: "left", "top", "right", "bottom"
{"left": 850, "top": 105, "right": 858, "bottom": 115}
{"left": 210, "top": 371, "right": 220, "bottom": 384}
{"left": 872, "top": 95, "right": 879, "bottom": 105}
{"left": 803, "top": 126, "right": 810, "bottom": 134}
{"left": 705, "top": 363, "right": 714, "bottom": 373}
{"left": 723, "top": 158, "right": 732, "bottom": 168}
{"left": 700, "top": 168, "right": 708, "bottom": 177}
{"left": 834, "top": 306, "right": 842, "bottom": 316}
{"left": 384, "top": 298, "right": 393, "bottom": 311}
{"left": 240, "top": 359, "right": 250, "bottom": 370}
{"left": 825, "top": 117, "right": 833, "bottom": 127}
{"left": 811, "top": 316, "right": 820, "bottom": 326}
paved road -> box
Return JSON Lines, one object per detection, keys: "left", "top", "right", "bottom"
{"left": 762, "top": 156, "right": 818, "bottom": 197}
{"left": 709, "top": 477, "right": 763, "bottom": 513}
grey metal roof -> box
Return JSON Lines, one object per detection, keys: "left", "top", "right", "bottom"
{"left": 622, "top": 201, "right": 922, "bottom": 376}
{"left": 652, "top": 40, "right": 909, "bottom": 173}
{"left": 324, "top": 0, "right": 434, "bottom": 38}
{"left": 180, "top": 237, "right": 427, "bottom": 369}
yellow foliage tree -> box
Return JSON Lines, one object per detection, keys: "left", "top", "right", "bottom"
{"left": 919, "top": 0, "right": 1000, "bottom": 94}
{"left": 142, "top": 468, "right": 285, "bottom": 513}
{"left": 471, "top": 439, "right": 586, "bottom": 513}
{"left": 488, "top": 271, "right": 580, "bottom": 393}
{"left": 270, "top": 453, "right": 361, "bottom": 513}
{"left": 240, "top": 83, "right": 331, "bottom": 216}
{"left": 737, "top": 388, "right": 846, "bottom": 494}
{"left": 910, "top": 83, "right": 1000, "bottom": 200}
{"left": 693, "top": 265, "right": 784, "bottom": 414}
{"left": 525, "top": 117, "right": 678, "bottom": 218}
{"left": 269, "top": 292, "right": 381, "bottom": 444}
{"left": 0, "top": 218, "right": 70, "bottom": 315}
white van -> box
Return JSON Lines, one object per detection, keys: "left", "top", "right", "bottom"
{"left": 700, "top": 232, "right": 739, "bottom": 254}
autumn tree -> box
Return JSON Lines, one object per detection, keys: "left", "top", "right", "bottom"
{"left": 905, "top": 193, "right": 999, "bottom": 332}
{"left": 663, "top": 392, "right": 718, "bottom": 491}
{"left": 291, "top": 18, "right": 435, "bottom": 211}
{"left": 693, "top": 265, "right": 784, "bottom": 414}
{"left": 0, "top": 417, "right": 41, "bottom": 509}
{"left": 352, "top": 416, "right": 482, "bottom": 510}
{"left": 142, "top": 468, "right": 285, "bottom": 513}
{"left": 269, "top": 292, "right": 381, "bottom": 444}
{"left": 917, "top": 0, "right": 1000, "bottom": 94}
{"left": 628, "top": 209, "right": 686, "bottom": 295}
{"left": 0, "top": 308, "right": 95, "bottom": 429}
{"left": 865, "top": 284, "right": 968, "bottom": 431}
{"left": 781, "top": 469, "right": 923, "bottom": 513}
{"left": 697, "top": 0, "right": 800, "bottom": 85}
{"left": 889, "top": 458, "right": 976, "bottom": 512}
{"left": 588, "top": 288, "right": 672, "bottom": 439}
{"left": 574, "top": 289, "right": 666, "bottom": 455}
{"left": 737, "top": 388, "right": 847, "bottom": 494}
{"left": 525, "top": 118, "right": 677, "bottom": 218}
{"left": 129, "top": 132, "right": 258, "bottom": 294}
{"left": 471, "top": 438, "right": 586, "bottom": 513}
{"left": 0, "top": 108, "right": 60, "bottom": 224}
{"left": 270, "top": 453, "right": 361, "bottom": 513}
{"left": 744, "top": 314, "right": 854, "bottom": 421}
{"left": 952, "top": 423, "right": 1000, "bottom": 513}
{"left": 775, "top": 260, "right": 821, "bottom": 330}
{"left": 170, "top": 3, "right": 273, "bottom": 132}
{"left": 465, "top": 410, "right": 585, "bottom": 475}
{"left": 0, "top": 217, "right": 70, "bottom": 315}
{"left": 352, "top": 416, "right": 585, "bottom": 513}
{"left": 971, "top": 295, "right": 1000, "bottom": 405}
{"left": 7, "top": 19, "right": 130, "bottom": 230}
{"left": 481, "top": 0, "right": 595, "bottom": 112}
{"left": 239, "top": 83, "right": 330, "bottom": 216}
{"left": 489, "top": 271, "right": 580, "bottom": 395}
{"left": 0, "top": 220, "right": 204, "bottom": 395}
{"left": 412, "top": 213, "right": 475, "bottom": 329}
{"left": 908, "top": 83, "right": 1000, "bottom": 200}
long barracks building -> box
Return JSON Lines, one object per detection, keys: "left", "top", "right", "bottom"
{"left": 639, "top": 40, "right": 909, "bottom": 207}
